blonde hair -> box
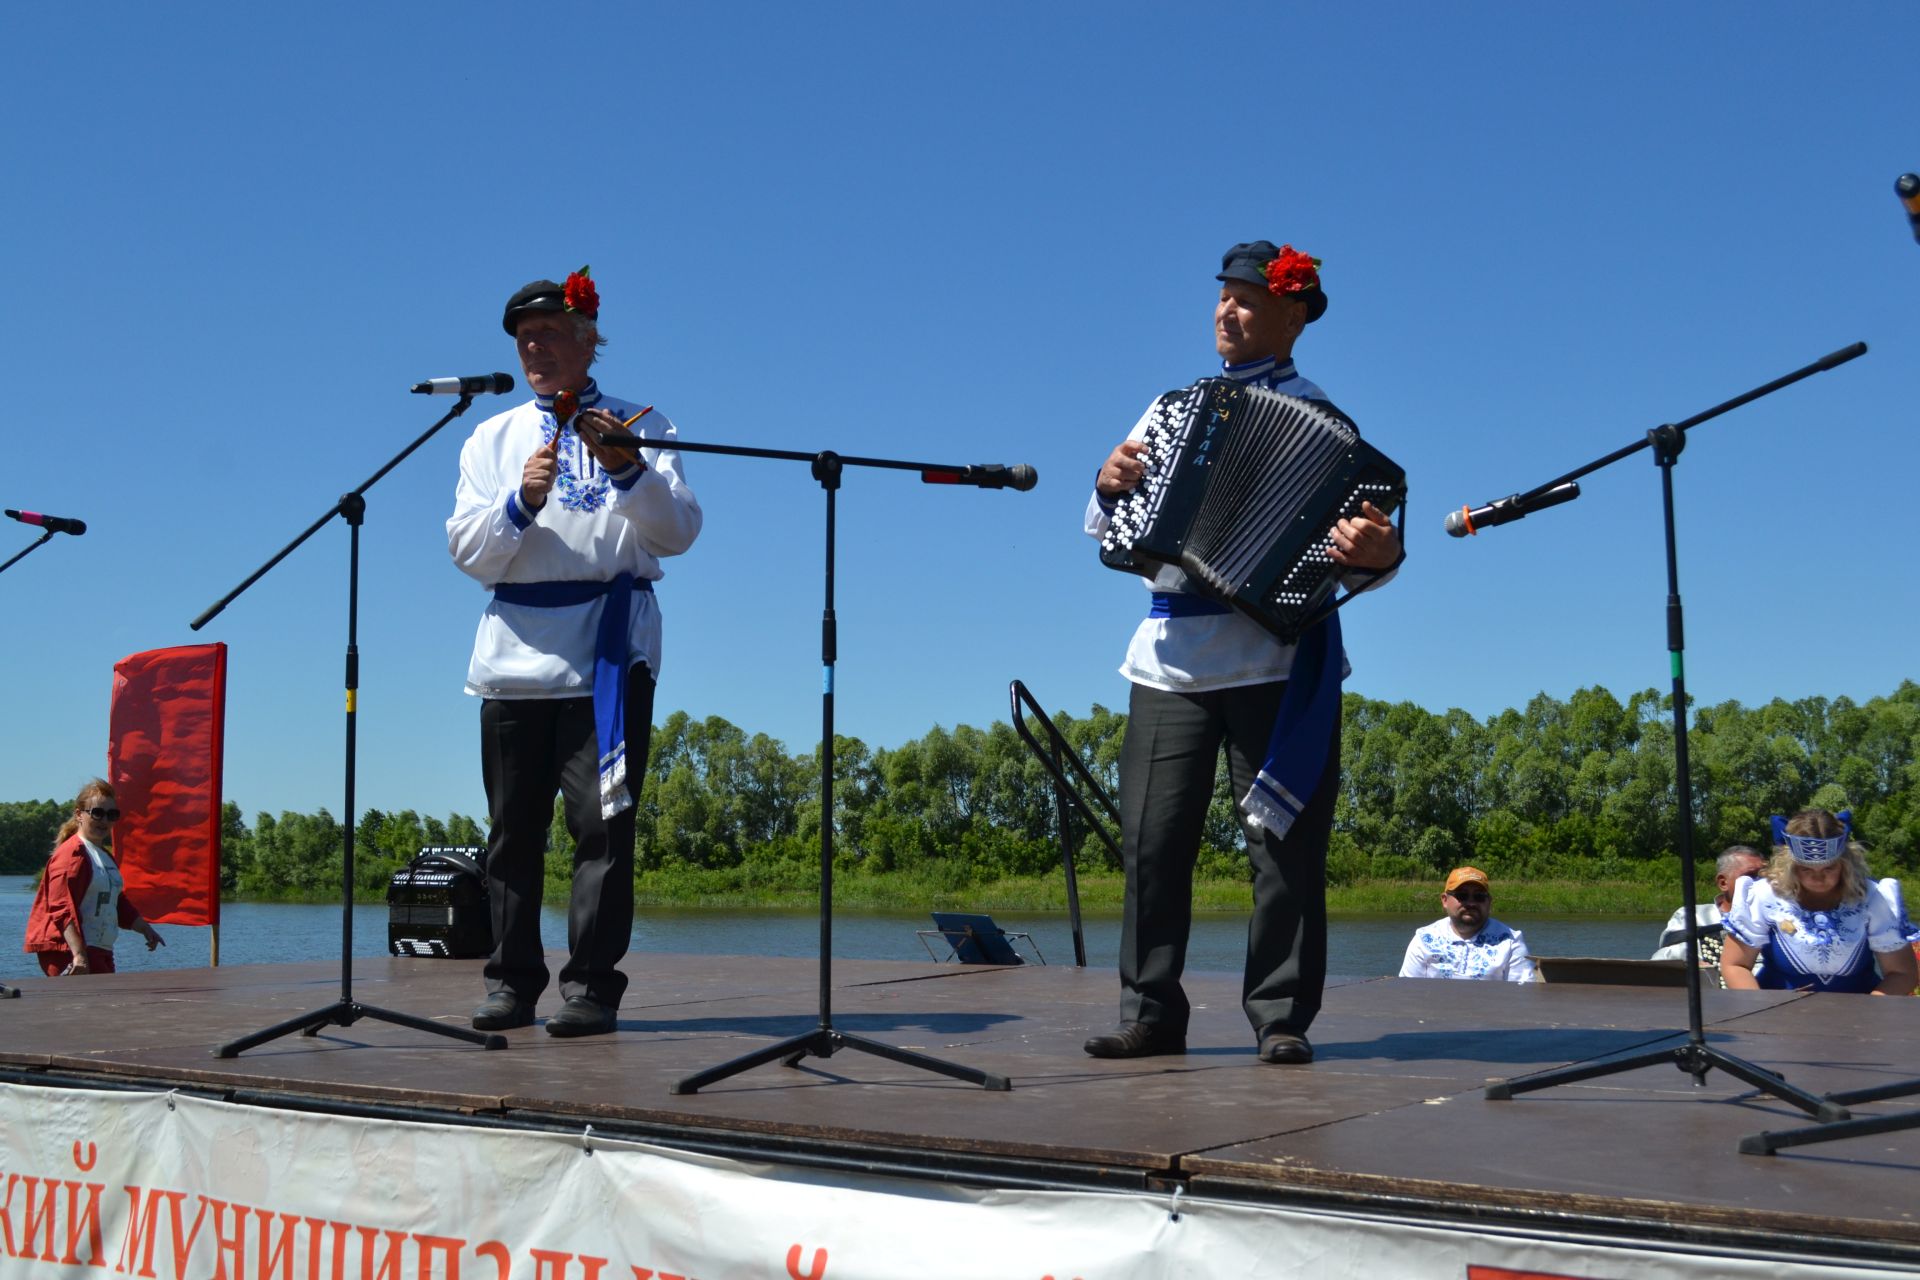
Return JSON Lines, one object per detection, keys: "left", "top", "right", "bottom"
{"left": 55, "top": 778, "right": 115, "bottom": 847}
{"left": 1767, "top": 808, "right": 1870, "bottom": 905}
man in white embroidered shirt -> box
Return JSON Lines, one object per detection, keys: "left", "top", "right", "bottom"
{"left": 1399, "top": 866, "right": 1536, "bottom": 984}
{"left": 448, "top": 266, "right": 702, "bottom": 1038}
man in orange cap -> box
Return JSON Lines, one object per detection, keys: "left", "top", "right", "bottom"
{"left": 1399, "top": 866, "right": 1536, "bottom": 983}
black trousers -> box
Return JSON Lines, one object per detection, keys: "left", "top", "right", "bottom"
{"left": 1117, "top": 679, "right": 1340, "bottom": 1038}
{"left": 479, "top": 665, "right": 656, "bottom": 1009}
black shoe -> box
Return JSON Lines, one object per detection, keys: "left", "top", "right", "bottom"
{"left": 545, "top": 997, "right": 616, "bottom": 1038}
{"left": 471, "top": 991, "right": 535, "bottom": 1031}
{"left": 1083, "top": 1021, "right": 1186, "bottom": 1059}
{"left": 1256, "top": 1027, "right": 1313, "bottom": 1064}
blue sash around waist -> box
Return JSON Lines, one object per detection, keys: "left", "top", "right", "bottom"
{"left": 1148, "top": 591, "right": 1231, "bottom": 619}
{"left": 492, "top": 575, "right": 652, "bottom": 818}
{"left": 493, "top": 577, "right": 652, "bottom": 608}
{"left": 1141, "top": 591, "right": 1343, "bottom": 842}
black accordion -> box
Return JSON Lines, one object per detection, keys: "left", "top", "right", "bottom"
{"left": 1099, "top": 379, "right": 1406, "bottom": 642}
{"left": 387, "top": 846, "right": 492, "bottom": 959}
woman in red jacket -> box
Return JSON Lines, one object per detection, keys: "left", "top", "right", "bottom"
{"left": 23, "top": 779, "right": 163, "bottom": 975}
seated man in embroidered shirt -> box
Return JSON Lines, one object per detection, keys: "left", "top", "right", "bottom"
{"left": 1399, "top": 866, "right": 1535, "bottom": 983}
{"left": 447, "top": 266, "right": 703, "bottom": 1038}
{"left": 1650, "top": 844, "right": 1766, "bottom": 973}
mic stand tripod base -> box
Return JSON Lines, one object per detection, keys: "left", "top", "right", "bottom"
{"left": 216, "top": 999, "right": 506, "bottom": 1058}
{"left": 1485, "top": 1037, "right": 1846, "bottom": 1123}
{"left": 670, "top": 1024, "right": 1011, "bottom": 1095}
{"left": 1734, "top": 1068, "right": 1920, "bottom": 1154}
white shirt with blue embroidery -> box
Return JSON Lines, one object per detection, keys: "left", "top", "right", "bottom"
{"left": 1721, "top": 875, "right": 1909, "bottom": 993}
{"left": 1399, "top": 917, "right": 1536, "bottom": 983}
{"left": 1083, "top": 356, "right": 1395, "bottom": 692}
{"left": 448, "top": 380, "right": 702, "bottom": 699}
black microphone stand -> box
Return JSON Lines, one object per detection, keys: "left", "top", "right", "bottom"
{"left": 6, "top": 525, "right": 75, "bottom": 992}
{"left": 0, "top": 529, "right": 55, "bottom": 578}
{"left": 1481, "top": 342, "right": 1866, "bottom": 1125}
{"left": 195, "top": 394, "right": 507, "bottom": 1057}
{"left": 595, "top": 429, "right": 1016, "bottom": 1094}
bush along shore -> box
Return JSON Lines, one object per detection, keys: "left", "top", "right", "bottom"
{"left": 3, "top": 681, "right": 1914, "bottom": 913}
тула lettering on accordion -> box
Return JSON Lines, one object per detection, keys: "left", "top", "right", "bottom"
{"left": 1099, "top": 379, "right": 1406, "bottom": 643}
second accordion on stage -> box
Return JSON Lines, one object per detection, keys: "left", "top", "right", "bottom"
{"left": 1099, "top": 379, "right": 1406, "bottom": 642}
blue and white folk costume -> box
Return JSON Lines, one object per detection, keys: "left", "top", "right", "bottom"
{"left": 1084, "top": 356, "right": 1397, "bottom": 1039}
{"left": 1722, "top": 875, "right": 1910, "bottom": 994}
{"left": 1399, "top": 917, "right": 1536, "bottom": 983}
{"left": 448, "top": 379, "right": 700, "bottom": 1014}
{"left": 448, "top": 380, "right": 702, "bottom": 816}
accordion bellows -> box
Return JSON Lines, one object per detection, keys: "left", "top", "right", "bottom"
{"left": 1100, "top": 379, "right": 1406, "bottom": 643}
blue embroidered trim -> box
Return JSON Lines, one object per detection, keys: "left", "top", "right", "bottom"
{"left": 505, "top": 489, "right": 531, "bottom": 531}
{"left": 608, "top": 463, "right": 644, "bottom": 491}
{"left": 541, "top": 385, "right": 614, "bottom": 513}
{"left": 1222, "top": 356, "right": 1295, "bottom": 383}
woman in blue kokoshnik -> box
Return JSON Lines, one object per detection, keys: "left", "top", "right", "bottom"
{"left": 1721, "top": 808, "right": 1918, "bottom": 996}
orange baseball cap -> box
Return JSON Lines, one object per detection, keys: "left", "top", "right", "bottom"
{"left": 1444, "top": 866, "right": 1491, "bottom": 895}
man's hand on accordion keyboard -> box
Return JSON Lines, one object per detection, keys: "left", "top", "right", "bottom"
{"left": 1328, "top": 501, "right": 1399, "bottom": 570}
{"left": 1097, "top": 440, "right": 1148, "bottom": 498}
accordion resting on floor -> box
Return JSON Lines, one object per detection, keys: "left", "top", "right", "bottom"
{"left": 387, "top": 846, "right": 492, "bottom": 959}
{"left": 1099, "top": 379, "right": 1406, "bottom": 642}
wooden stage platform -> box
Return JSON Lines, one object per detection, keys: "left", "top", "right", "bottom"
{"left": 5, "top": 952, "right": 1920, "bottom": 1269}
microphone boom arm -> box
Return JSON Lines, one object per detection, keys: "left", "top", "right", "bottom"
{"left": 0, "top": 528, "right": 55, "bottom": 579}
{"left": 1516, "top": 342, "right": 1866, "bottom": 510}
{"left": 593, "top": 432, "right": 1038, "bottom": 488}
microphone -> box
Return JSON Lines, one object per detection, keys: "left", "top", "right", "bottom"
{"left": 1898, "top": 174, "right": 1920, "bottom": 244}
{"left": 411, "top": 373, "right": 516, "bottom": 396}
{"left": 5, "top": 509, "right": 87, "bottom": 536}
{"left": 921, "top": 463, "right": 1038, "bottom": 491}
{"left": 1443, "top": 482, "right": 1580, "bottom": 538}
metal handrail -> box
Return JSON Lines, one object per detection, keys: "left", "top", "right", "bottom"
{"left": 1008, "top": 680, "right": 1126, "bottom": 967}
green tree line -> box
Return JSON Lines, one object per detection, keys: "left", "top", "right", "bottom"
{"left": 4, "top": 681, "right": 1916, "bottom": 893}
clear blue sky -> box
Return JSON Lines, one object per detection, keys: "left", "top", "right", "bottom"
{"left": 3, "top": 3, "right": 1915, "bottom": 823}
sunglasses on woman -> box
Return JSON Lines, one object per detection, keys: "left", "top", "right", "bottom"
{"left": 85, "top": 807, "right": 122, "bottom": 821}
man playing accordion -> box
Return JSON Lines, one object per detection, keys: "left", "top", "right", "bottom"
{"left": 1084, "top": 240, "right": 1400, "bottom": 1065}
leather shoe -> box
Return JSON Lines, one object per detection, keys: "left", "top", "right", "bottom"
{"left": 544, "top": 997, "right": 616, "bottom": 1038}
{"left": 1083, "top": 1021, "right": 1186, "bottom": 1059}
{"left": 471, "top": 991, "right": 534, "bottom": 1031}
{"left": 1256, "top": 1027, "right": 1313, "bottom": 1064}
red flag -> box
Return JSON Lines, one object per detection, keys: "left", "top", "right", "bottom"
{"left": 109, "top": 643, "right": 227, "bottom": 927}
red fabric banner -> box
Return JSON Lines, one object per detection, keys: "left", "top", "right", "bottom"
{"left": 108, "top": 643, "right": 227, "bottom": 927}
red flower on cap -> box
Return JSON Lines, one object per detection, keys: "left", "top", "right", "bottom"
{"left": 1263, "top": 245, "right": 1322, "bottom": 298}
{"left": 563, "top": 265, "right": 599, "bottom": 320}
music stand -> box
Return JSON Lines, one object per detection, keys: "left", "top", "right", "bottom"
{"left": 194, "top": 394, "right": 507, "bottom": 1057}
{"left": 586, "top": 431, "right": 1016, "bottom": 1093}
{"left": 921, "top": 912, "right": 1034, "bottom": 966}
{"left": 1482, "top": 343, "right": 1866, "bottom": 1124}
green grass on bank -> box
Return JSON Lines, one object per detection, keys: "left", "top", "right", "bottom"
{"left": 621, "top": 870, "right": 1694, "bottom": 917}
{"left": 227, "top": 868, "right": 1917, "bottom": 919}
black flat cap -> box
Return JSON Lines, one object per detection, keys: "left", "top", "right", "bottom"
{"left": 502, "top": 279, "right": 566, "bottom": 335}
{"left": 1217, "top": 240, "right": 1327, "bottom": 323}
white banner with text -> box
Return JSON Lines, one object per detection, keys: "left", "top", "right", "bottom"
{"left": 0, "top": 1084, "right": 1898, "bottom": 1279}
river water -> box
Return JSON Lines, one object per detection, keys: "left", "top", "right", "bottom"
{"left": 0, "top": 874, "right": 1666, "bottom": 983}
